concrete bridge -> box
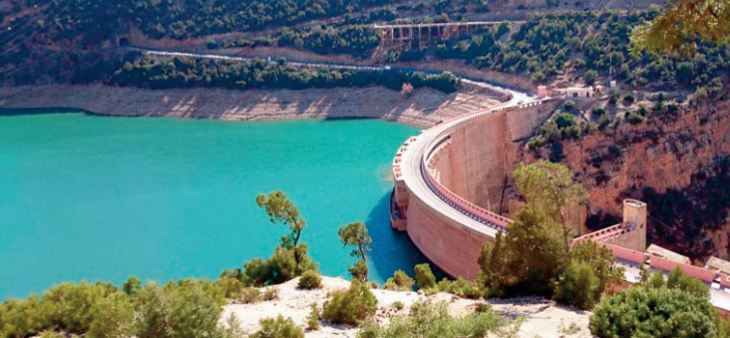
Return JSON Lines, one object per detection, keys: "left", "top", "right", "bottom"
{"left": 373, "top": 21, "right": 503, "bottom": 50}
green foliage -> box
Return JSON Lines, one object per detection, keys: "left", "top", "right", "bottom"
{"left": 436, "top": 278, "right": 484, "bottom": 299}
{"left": 123, "top": 276, "right": 142, "bottom": 296}
{"left": 135, "top": 280, "right": 227, "bottom": 338}
{"left": 357, "top": 300, "right": 504, "bottom": 338}
{"left": 243, "top": 245, "right": 318, "bottom": 286}
{"left": 111, "top": 55, "right": 461, "bottom": 94}
{"left": 298, "top": 270, "right": 323, "bottom": 290}
{"left": 528, "top": 112, "right": 592, "bottom": 149}
{"left": 590, "top": 286, "right": 719, "bottom": 338}
{"left": 414, "top": 263, "right": 437, "bottom": 290}
{"left": 553, "top": 260, "right": 600, "bottom": 310}
{"left": 584, "top": 69, "right": 598, "bottom": 85}
{"left": 307, "top": 304, "right": 321, "bottom": 331}
{"left": 647, "top": 268, "right": 710, "bottom": 299}
{"left": 257, "top": 191, "right": 307, "bottom": 249}
{"left": 322, "top": 281, "right": 378, "bottom": 326}
{"left": 480, "top": 162, "right": 617, "bottom": 307}
{"left": 0, "top": 283, "right": 135, "bottom": 338}
{"left": 233, "top": 287, "right": 263, "bottom": 304}
{"left": 339, "top": 221, "right": 373, "bottom": 283}
{"left": 277, "top": 25, "right": 380, "bottom": 57}
{"left": 382, "top": 270, "right": 415, "bottom": 291}
{"left": 631, "top": 0, "right": 730, "bottom": 56}
{"left": 251, "top": 316, "right": 305, "bottom": 338}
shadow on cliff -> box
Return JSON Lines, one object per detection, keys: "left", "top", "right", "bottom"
{"left": 366, "top": 192, "right": 447, "bottom": 282}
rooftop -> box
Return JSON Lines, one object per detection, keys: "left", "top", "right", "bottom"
{"left": 646, "top": 244, "right": 691, "bottom": 265}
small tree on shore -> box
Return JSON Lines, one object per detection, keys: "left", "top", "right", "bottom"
{"left": 338, "top": 222, "right": 372, "bottom": 283}
{"left": 256, "top": 191, "right": 306, "bottom": 249}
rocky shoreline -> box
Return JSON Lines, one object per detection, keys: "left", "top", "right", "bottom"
{"left": 0, "top": 84, "right": 505, "bottom": 127}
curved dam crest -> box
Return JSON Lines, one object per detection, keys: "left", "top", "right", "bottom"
{"left": 0, "top": 111, "right": 425, "bottom": 299}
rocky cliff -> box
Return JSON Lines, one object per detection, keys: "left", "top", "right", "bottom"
{"left": 522, "top": 99, "right": 729, "bottom": 261}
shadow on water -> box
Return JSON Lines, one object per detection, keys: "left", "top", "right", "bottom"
{"left": 366, "top": 192, "right": 447, "bottom": 281}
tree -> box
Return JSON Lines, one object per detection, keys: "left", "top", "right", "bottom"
{"left": 338, "top": 221, "right": 372, "bottom": 283}
{"left": 512, "top": 160, "right": 587, "bottom": 248}
{"left": 590, "top": 286, "right": 720, "bottom": 337}
{"left": 584, "top": 69, "right": 598, "bottom": 85}
{"left": 553, "top": 260, "right": 600, "bottom": 310}
{"left": 414, "top": 263, "right": 437, "bottom": 290}
{"left": 632, "top": 0, "right": 730, "bottom": 55}
{"left": 257, "top": 191, "right": 306, "bottom": 249}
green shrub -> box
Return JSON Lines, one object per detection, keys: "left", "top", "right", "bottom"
{"left": 263, "top": 287, "right": 279, "bottom": 301}
{"left": 414, "top": 263, "right": 437, "bottom": 290}
{"left": 590, "top": 286, "right": 719, "bottom": 338}
{"left": 391, "top": 301, "right": 405, "bottom": 311}
{"left": 243, "top": 246, "right": 317, "bottom": 286}
{"left": 0, "top": 296, "right": 48, "bottom": 338}
{"left": 438, "top": 278, "right": 484, "bottom": 299}
{"left": 123, "top": 276, "right": 142, "bottom": 296}
{"left": 585, "top": 69, "right": 598, "bottom": 85}
{"left": 322, "top": 281, "right": 378, "bottom": 325}
{"left": 357, "top": 301, "right": 504, "bottom": 338}
{"left": 307, "top": 304, "right": 320, "bottom": 330}
{"left": 216, "top": 276, "right": 245, "bottom": 298}
{"left": 625, "top": 111, "right": 645, "bottom": 124}
{"left": 251, "top": 316, "right": 304, "bottom": 338}
{"left": 297, "top": 270, "right": 322, "bottom": 290}
{"left": 382, "top": 270, "right": 415, "bottom": 291}
{"left": 134, "top": 281, "right": 227, "bottom": 338}
{"left": 553, "top": 260, "right": 600, "bottom": 310}
{"left": 234, "top": 287, "right": 262, "bottom": 304}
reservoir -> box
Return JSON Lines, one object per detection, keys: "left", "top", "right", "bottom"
{"left": 0, "top": 111, "right": 424, "bottom": 299}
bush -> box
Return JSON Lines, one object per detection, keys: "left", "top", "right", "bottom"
{"left": 251, "top": 316, "right": 304, "bottom": 338}
{"left": 322, "top": 281, "right": 378, "bottom": 325}
{"left": 437, "top": 278, "right": 484, "bottom": 299}
{"left": 414, "top": 263, "right": 437, "bottom": 290}
{"left": 357, "top": 301, "right": 504, "bottom": 338}
{"left": 297, "top": 270, "right": 322, "bottom": 290}
{"left": 134, "top": 281, "right": 227, "bottom": 338}
{"left": 263, "top": 287, "right": 279, "bottom": 301}
{"left": 585, "top": 69, "right": 598, "bottom": 85}
{"left": 243, "top": 246, "right": 317, "bottom": 286}
{"left": 391, "top": 301, "right": 405, "bottom": 311}
{"left": 234, "top": 287, "right": 262, "bottom": 304}
{"left": 307, "top": 304, "right": 320, "bottom": 330}
{"left": 590, "top": 286, "right": 720, "bottom": 338}
{"left": 553, "top": 260, "right": 600, "bottom": 310}
{"left": 625, "top": 111, "right": 645, "bottom": 124}
{"left": 382, "top": 270, "right": 415, "bottom": 291}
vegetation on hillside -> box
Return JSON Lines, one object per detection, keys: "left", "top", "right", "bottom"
{"left": 109, "top": 54, "right": 461, "bottom": 93}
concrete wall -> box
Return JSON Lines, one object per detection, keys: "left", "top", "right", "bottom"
{"left": 429, "top": 100, "right": 558, "bottom": 212}
{"left": 405, "top": 101, "right": 558, "bottom": 278}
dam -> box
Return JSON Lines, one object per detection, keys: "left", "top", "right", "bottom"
{"left": 389, "top": 90, "right": 730, "bottom": 311}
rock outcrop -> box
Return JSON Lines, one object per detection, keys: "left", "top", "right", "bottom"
{"left": 523, "top": 100, "right": 729, "bottom": 260}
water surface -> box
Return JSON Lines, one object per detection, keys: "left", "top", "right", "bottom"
{"left": 0, "top": 111, "right": 425, "bottom": 299}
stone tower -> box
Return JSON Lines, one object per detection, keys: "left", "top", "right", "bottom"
{"left": 622, "top": 199, "right": 647, "bottom": 251}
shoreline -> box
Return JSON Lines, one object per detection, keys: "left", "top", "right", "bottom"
{"left": 0, "top": 84, "right": 507, "bottom": 128}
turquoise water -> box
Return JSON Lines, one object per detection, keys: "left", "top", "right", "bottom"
{"left": 0, "top": 111, "right": 426, "bottom": 300}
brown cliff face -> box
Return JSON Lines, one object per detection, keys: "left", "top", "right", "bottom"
{"left": 521, "top": 100, "right": 729, "bottom": 260}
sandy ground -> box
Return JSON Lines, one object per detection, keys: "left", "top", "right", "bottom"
{"left": 221, "top": 277, "right": 593, "bottom": 338}
{"left": 0, "top": 84, "right": 503, "bottom": 127}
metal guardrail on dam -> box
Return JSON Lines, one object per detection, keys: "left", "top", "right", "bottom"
{"left": 414, "top": 99, "right": 555, "bottom": 232}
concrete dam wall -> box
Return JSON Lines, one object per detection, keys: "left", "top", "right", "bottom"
{"left": 393, "top": 100, "right": 559, "bottom": 279}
